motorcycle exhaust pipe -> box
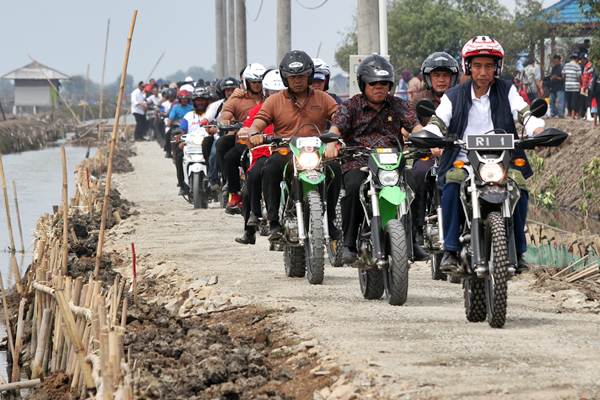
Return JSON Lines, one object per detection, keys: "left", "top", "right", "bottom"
{"left": 296, "top": 201, "right": 306, "bottom": 240}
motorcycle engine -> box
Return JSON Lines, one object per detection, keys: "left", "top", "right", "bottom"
{"left": 284, "top": 217, "right": 299, "bottom": 243}
{"left": 425, "top": 223, "right": 440, "bottom": 249}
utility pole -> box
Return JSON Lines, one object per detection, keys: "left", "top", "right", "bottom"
{"left": 227, "top": 0, "right": 236, "bottom": 76}
{"left": 215, "top": 0, "right": 227, "bottom": 77}
{"left": 378, "top": 0, "right": 388, "bottom": 56}
{"left": 276, "top": 0, "right": 291, "bottom": 64}
{"left": 357, "top": 0, "right": 379, "bottom": 55}
{"left": 235, "top": 0, "right": 247, "bottom": 73}
{"left": 99, "top": 18, "right": 110, "bottom": 120}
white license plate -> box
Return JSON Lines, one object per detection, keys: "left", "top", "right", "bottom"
{"left": 296, "top": 136, "right": 321, "bottom": 148}
{"left": 378, "top": 153, "right": 398, "bottom": 164}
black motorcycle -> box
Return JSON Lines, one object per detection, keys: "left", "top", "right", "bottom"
{"left": 410, "top": 99, "right": 567, "bottom": 327}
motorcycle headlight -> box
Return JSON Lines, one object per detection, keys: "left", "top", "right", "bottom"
{"left": 479, "top": 163, "right": 505, "bottom": 183}
{"left": 297, "top": 151, "right": 320, "bottom": 170}
{"left": 378, "top": 170, "right": 399, "bottom": 186}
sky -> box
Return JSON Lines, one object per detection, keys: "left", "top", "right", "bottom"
{"left": 1, "top": 0, "right": 560, "bottom": 84}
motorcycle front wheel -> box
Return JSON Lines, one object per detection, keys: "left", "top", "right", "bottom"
{"left": 305, "top": 191, "right": 325, "bottom": 285}
{"left": 385, "top": 219, "right": 409, "bottom": 305}
{"left": 192, "top": 172, "right": 202, "bottom": 209}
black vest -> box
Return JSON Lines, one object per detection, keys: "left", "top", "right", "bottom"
{"left": 437, "top": 79, "right": 533, "bottom": 184}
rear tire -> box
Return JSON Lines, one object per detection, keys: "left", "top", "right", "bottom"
{"left": 284, "top": 245, "right": 305, "bottom": 277}
{"left": 485, "top": 212, "right": 509, "bottom": 328}
{"left": 327, "top": 195, "right": 344, "bottom": 267}
{"left": 464, "top": 277, "right": 487, "bottom": 322}
{"left": 359, "top": 268, "right": 384, "bottom": 300}
{"left": 305, "top": 191, "right": 325, "bottom": 284}
{"left": 385, "top": 219, "right": 409, "bottom": 306}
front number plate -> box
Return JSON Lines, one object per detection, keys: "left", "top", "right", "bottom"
{"left": 466, "top": 134, "right": 514, "bottom": 150}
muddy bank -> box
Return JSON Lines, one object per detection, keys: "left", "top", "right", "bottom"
{"left": 0, "top": 116, "right": 73, "bottom": 154}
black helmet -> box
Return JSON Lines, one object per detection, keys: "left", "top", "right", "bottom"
{"left": 421, "top": 52, "right": 459, "bottom": 90}
{"left": 357, "top": 55, "right": 394, "bottom": 93}
{"left": 217, "top": 76, "right": 240, "bottom": 97}
{"left": 192, "top": 86, "right": 211, "bottom": 100}
{"left": 279, "top": 50, "right": 315, "bottom": 86}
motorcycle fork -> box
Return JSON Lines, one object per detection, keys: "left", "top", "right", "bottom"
{"left": 368, "top": 182, "right": 386, "bottom": 263}
{"left": 503, "top": 193, "right": 517, "bottom": 274}
{"left": 320, "top": 182, "right": 330, "bottom": 240}
{"left": 469, "top": 185, "right": 486, "bottom": 276}
{"left": 292, "top": 177, "right": 306, "bottom": 240}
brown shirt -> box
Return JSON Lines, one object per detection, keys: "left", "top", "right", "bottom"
{"left": 221, "top": 93, "right": 262, "bottom": 123}
{"left": 255, "top": 89, "right": 338, "bottom": 137}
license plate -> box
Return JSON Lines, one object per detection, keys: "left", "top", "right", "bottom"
{"left": 378, "top": 153, "right": 398, "bottom": 165}
{"left": 466, "top": 134, "right": 514, "bottom": 150}
{"left": 296, "top": 136, "right": 321, "bottom": 148}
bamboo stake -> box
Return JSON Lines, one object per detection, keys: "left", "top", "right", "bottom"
{"left": 61, "top": 146, "right": 69, "bottom": 275}
{"left": 99, "top": 18, "right": 111, "bottom": 120}
{"left": 94, "top": 10, "right": 138, "bottom": 278}
{"left": 0, "top": 155, "right": 16, "bottom": 253}
{"left": 31, "top": 308, "right": 51, "bottom": 379}
{"left": 0, "top": 379, "right": 41, "bottom": 392}
{"left": 10, "top": 298, "right": 26, "bottom": 382}
{"left": 10, "top": 254, "right": 23, "bottom": 296}
{"left": 0, "top": 272, "right": 15, "bottom": 364}
{"left": 12, "top": 181, "right": 25, "bottom": 254}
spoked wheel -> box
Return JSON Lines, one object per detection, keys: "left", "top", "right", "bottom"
{"left": 485, "top": 212, "right": 509, "bottom": 328}
{"left": 305, "top": 191, "right": 325, "bottom": 284}
{"left": 384, "top": 219, "right": 409, "bottom": 306}
{"left": 327, "top": 195, "right": 344, "bottom": 267}
{"left": 284, "top": 245, "right": 305, "bottom": 277}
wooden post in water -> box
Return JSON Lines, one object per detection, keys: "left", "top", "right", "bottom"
{"left": 0, "top": 272, "right": 16, "bottom": 371}
{"left": 12, "top": 181, "right": 25, "bottom": 254}
{"left": 94, "top": 10, "right": 138, "bottom": 278}
{"left": 0, "top": 155, "right": 16, "bottom": 253}
{"left": 61, "top": 146, "right": 69, "bottom": 275}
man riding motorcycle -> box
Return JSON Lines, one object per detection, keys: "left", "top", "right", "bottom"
{"left": 167, "top": 90, "right": 193, "bottom": 192}
{"left": 423, "top": 36, "right": 544, "bottom": 274}
{"left": 311, "top": 58, "right": 342, "bottom": 104}
{"left": 218, "top": 63, "right": 266, "bottom": 213}
{"left": 246, "top": 50, "right": 341, "bottom": 241}
{"left": 408, "top": 52, "right": 460, "bottom": 260}
{"left": 326, "top": 54, "right": 420, "bottom": 264}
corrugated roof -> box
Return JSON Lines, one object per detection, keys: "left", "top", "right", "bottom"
{"left": 544, "top": 0, "right": 600, "bottom": 25}
{"left": 1, "top": 61, "right": 69, "bottom": 80}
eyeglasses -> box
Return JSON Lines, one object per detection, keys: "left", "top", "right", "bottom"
{"left": 367, "top": 81, "right": 390, "bottom": 87}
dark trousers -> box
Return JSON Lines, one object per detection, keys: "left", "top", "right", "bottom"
{"left": 441, "top": 183, "right": 528, "bottom": 255}
{"left": 223, "top": 144, "right": 245, "bottom": 193}
{"left": 216, "top": 134, "right": 236, "bottom": 177}
{"left": 408, "top": 158, "right": 435, "bottom": 229}
{"left": 164, "top": 127, "right": 175, "bottom": 155}
{"left": 248, "top": 157, "right": 267, "bottom": 217}
{"left": 342, "top": 169, "right": 368, "bottom": 249}
{"left": 174, "top": 146, "right": 185, "bottom": 187}
{"left": 201, "top": 135, "right": 220, "bottom": 185}
{"left": 133, "top": 113, "right": 147, "bottom": 141}
{"left": 262, "top": 153, "right": 341, "bottom": 234}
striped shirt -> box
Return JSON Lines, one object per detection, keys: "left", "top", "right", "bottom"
{"left": 562, "top": 61, "right": 582, "bottom": 92}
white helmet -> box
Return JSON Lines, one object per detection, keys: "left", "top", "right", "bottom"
{"left": 242, "top": 63, "right": 266, "bottom": 82}
{"left": 184, "top": 76, "right": 194, "bottom": 83}
{"left": 262, "top": 69, "right": 286, "bottom": 92}
{"left": 312, "top": 58, "right": 331, "bottom": 77}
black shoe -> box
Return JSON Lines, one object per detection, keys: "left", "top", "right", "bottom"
{"left": 440, "top": 251, "right": 460, "bottom": 273}
{"left": 165, "top": 152, "right": 172, "bottom": 159}
{"left": 516, "top": 254, "right": 529, "bottom": 274}
{"left": 342, "top": 246, "right": 358, "bottom": 265}
{"left": 415, "top": 226, "right": 425, "bottom": 246}
{"left": 413, "top": 241, "right": 429, "bottom": 262}
{"left": 247, "top": 213, "right": 259, "bottom": 227}
{"left": 329, "top": 226, "right": 341, "bottom": 241}
{"left": 178, "top": 185, "right": 189, "bottom": 196}
{"left": 268, "top": 222, "right": 283, "bottom": 241}
{"left": 235, "top": 231, "right": 256, "bottom": 245}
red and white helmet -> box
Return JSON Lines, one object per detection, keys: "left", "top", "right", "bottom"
{"left": 461, "top": 36, "right": 505, "bottom": 77}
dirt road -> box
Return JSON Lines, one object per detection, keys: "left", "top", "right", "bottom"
{"left": 110, "top": 142, "right": 600, "bottom": 399}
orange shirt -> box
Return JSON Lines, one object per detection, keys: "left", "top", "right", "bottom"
{"left": 221, "top": 93, "right": 262, "bottom": 123}
{"left": 255, "top": 89, "right": 338, "bottom": 137}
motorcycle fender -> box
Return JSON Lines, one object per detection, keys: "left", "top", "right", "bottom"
{"left": 189, "top": 163, "right": 203, "bottom": 173}
{"left": 479, "top": 186, "right": 508, "bottom": 204}
{"left": 299, "top": 171, "right": 325, "bottom": 186}
{"left": 378, "top": 186, "right": 406, "bottom": 206}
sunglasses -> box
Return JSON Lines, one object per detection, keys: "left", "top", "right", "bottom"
{"left": 367, "top": 81, "right": 390, "bottom": 87}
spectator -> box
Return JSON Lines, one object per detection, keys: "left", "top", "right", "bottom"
{"left": 395, "top": 69, "right": 411, "bottom": 101}
{"left": 580, "top": 53, "right": 594, "bottom": 119}
{"left": 591, "top": 55, "right": 600, "bottom": 127}
{"left": 130, "top": 81, "right": 147, "bottom": 141}
{"left": 548, "top": 54, "right": 565, "bottom": 118}
{"left": 563, "top": 53, "right": 582, "bottom": 119}
{"left": 407, "top": 72, "right": 423, "bottom": 102}
{"left": 522, "top": 57, "right": 544, "bottom": 103}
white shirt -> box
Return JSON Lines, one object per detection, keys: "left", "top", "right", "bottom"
{"left": 426, "top": 84, "right": 545, "bottom": 161}
{"left": 130, "top": 88, "right": 146, "bottom": 115}
{"left": 204, "top": 99, "right": 225, "bottom": 122}
{"left": 182, "top": 111, "right": 209, "bottom": 138}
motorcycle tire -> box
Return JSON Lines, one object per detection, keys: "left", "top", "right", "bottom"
{"left": 385, "top": 219, "right": 409, "bottom": 306}
{"left": 259, "top": 221, "right": 270, "bottom": 237}
{"left": 431, "top": 252, "right": 446, "bottom": 281}
{"left": 327, "top": 195, "right": 344, "bottom": 268}
{"left": 192, "top": 173, "right": 202, "bottom": 209}
{"left": 305, "top": 191, "right": 325, "bottom": 285}
{"left": 359, "top": 268, "right": 384, "bottom": 300}
{"left": 463, "top": 277, "right": 487, "bottom": 322}
{"left": 284, "top": 245, "right": 305, "bottom": 277}
{"left": 485, "top": 211, "right": 509, "bottom": 328}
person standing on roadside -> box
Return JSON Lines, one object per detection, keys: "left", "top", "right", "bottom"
{"left": 563, "top": 53, "right": 582, "bottom": 119}
{"left": 592, "top": 56, "right": 600, "bottom": 127}
{"left": 548, "top": 54, "right": 565, "bottom": 118}
{"left": 131, "top": 81, "right": 147, "bottom": 141}
{"left": 580, "top": 53, "right": 594, "bottom": 119}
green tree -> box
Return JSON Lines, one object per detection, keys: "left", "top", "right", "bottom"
{"left": 580, "top": 0, "right": 600, "bottom": 61}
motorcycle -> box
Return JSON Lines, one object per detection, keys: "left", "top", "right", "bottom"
{"left": 264, "top": 132, "right": 339, "bottom": 284}
{"left": 180, "top": 128, "right": 214, "bottom": 209}
{"left": 338, "top": 139, "right": 418, "bottom": 306}
{"left": 410, "top": 98, "right": 567, "bottom": 327}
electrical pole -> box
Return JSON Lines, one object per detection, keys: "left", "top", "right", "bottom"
{"left": 277, "top": 0, "right": 291, "bottom": 64}
{"left": 227, "top": 0, "right": 236, "bottom": 76}
{"left": 357, "top": 0, "right": 379, "bottom": 55}
{"left": 235, "top": 0, "right": 247, "bottom": 73}
{"left": 215, "top": 0, "right": 226, "bottom": 77}
{"left": 99, "top": 18, "right": 110, "bottom": 120}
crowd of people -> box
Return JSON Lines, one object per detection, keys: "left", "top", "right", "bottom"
{"left": 127, "top": 35, "right": 555, "bottom": 278}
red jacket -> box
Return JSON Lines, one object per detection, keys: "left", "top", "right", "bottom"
{"left": 243, "top": 102, "right": 273, "bottom": 170}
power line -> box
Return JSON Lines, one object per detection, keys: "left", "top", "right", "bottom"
{"left": 252, "top": 0, "right": 264, "bottom": 21}
{"left": 294, "top": 0, "right": 329, "bottom": 10}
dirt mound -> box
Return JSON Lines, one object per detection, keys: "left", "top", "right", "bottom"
{"left": 28, "top": 372, "right": 73, "bottom": 400}
{"left": 529, "top": 119, "right": 600, "bottom": 219}
{"left": 531, "top": 268, "right": 600, "bottom": 312}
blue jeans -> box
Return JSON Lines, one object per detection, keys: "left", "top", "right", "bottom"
{"left": 550, "top": 90, "right": 565, "bottom": 117}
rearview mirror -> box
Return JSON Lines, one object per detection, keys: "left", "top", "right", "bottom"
{"left": 530, "top": 98, "right": 548, "bottom": 118}
{"left": 415, "top": 99, "right": 436, "bottom": 119}
{"left": 409, "top": 130, "right": 453, "bottom": 149}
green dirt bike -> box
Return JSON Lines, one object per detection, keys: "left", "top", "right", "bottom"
{"left": 340, "top": 141, "right": 418, "bottom": 305}
{"left": 265, "top": 133, "right": 341, "bottom": 284}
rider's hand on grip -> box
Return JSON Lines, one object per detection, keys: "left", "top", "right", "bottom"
{"left": 249, "top": 133, "right": 264, "bottom": 147}
{"left": 324, "top": 142, "right": 339, "bottom": 159}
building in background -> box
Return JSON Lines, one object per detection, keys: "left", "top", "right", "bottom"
{"left": 1, "top": 61, "right": 69, "bottom": 115}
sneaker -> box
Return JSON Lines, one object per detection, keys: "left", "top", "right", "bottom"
{"left": 516, "top": 254, "right": 529, "bottom": 274}
{"left": 247, "top": 213, "right": 259, "bottom": 227}
{"left": 342, "top": 246, "right": 358, "bottom": 265}
{"left": 227, "top": 193, "right": 242, "bottom": 209}
{"left": 235, "top": 231, "right": 256, "bottom": 245}
{"left": 178, "top": 184, "right": 190, "bottom": 196}
{"left": 440, "top": 251, "right": 460, "bottom": 273}
{"left": 268, "top": 222, "right": 283, "bottom": 241}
